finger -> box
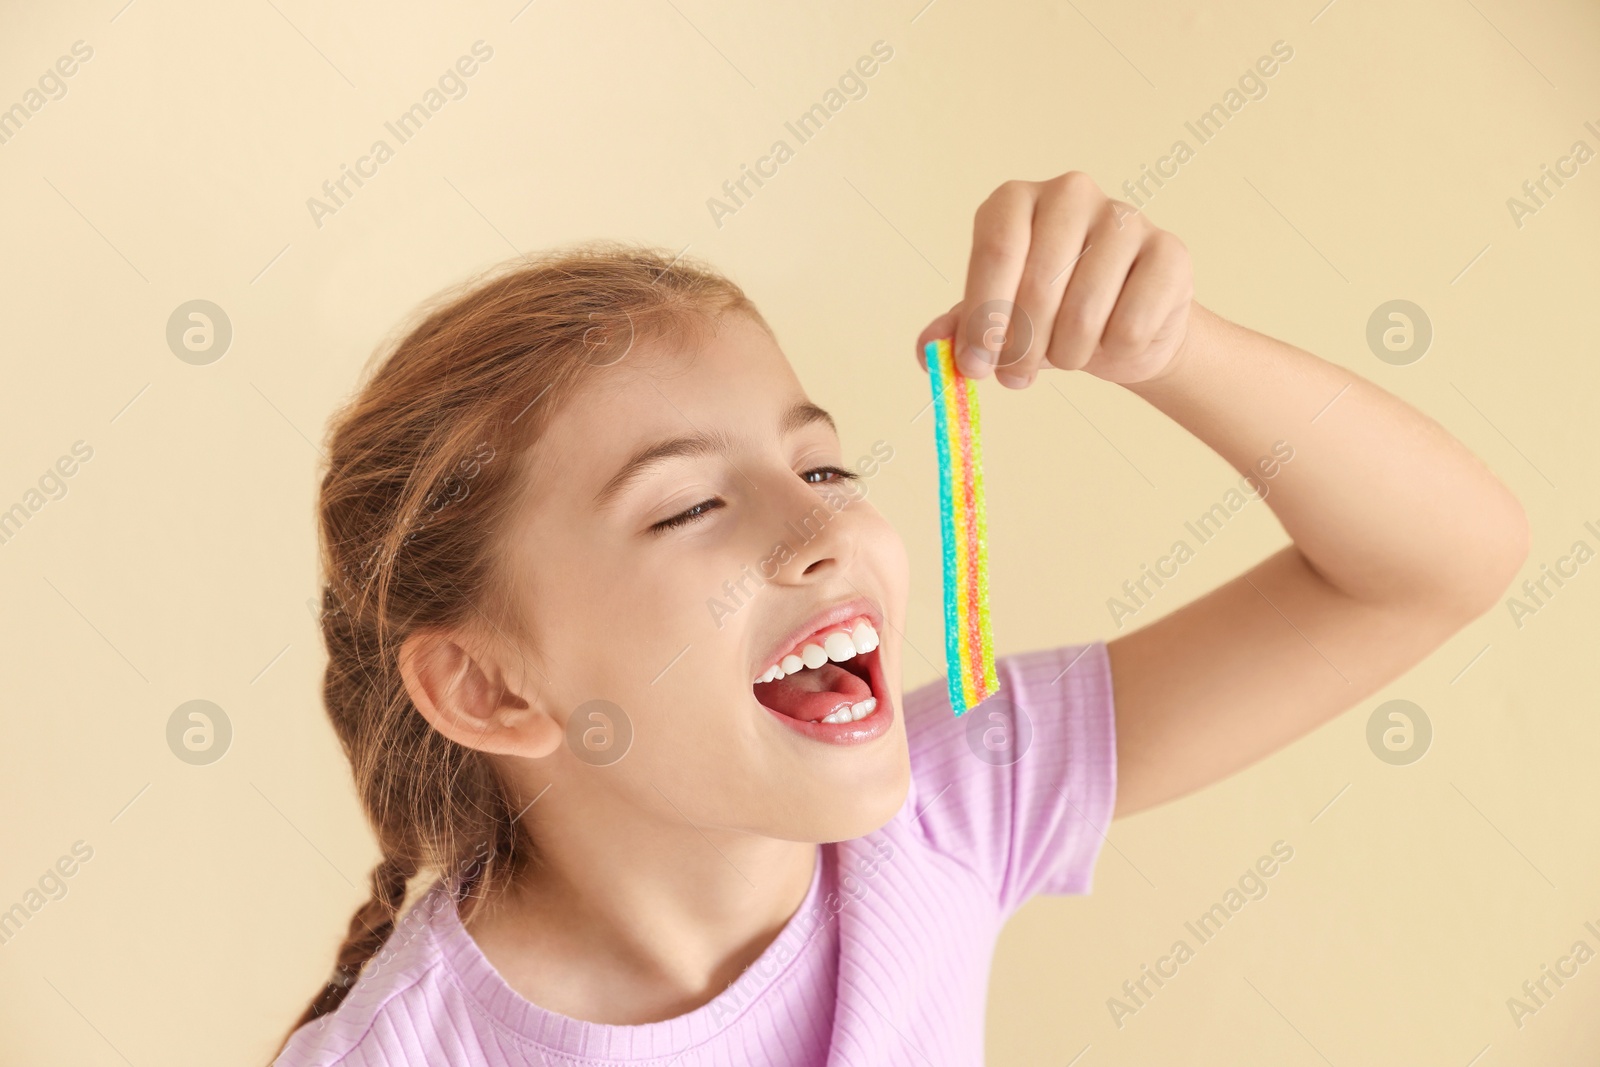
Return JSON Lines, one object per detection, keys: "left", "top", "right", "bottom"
{"left": 956, "top": 181, "right": 1037, "bottom": 379}
{"left": 913, "top": 302, "right": 964, "bottom": 371}
{"left": 1091, "top": 231, "right": 1192, "bottom": 378}
{"left": 1045, "top": 202, "right": 1144, "bottom": 372}
{"left": 996, "top": 174, "right": 1097, "bottom": 388}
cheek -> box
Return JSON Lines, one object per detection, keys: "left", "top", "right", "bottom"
{"left": 860, "top": 508, "right": 910, "bottom": 605}
{"left": 587, "top": 546, "right": 743, "bottom": 703}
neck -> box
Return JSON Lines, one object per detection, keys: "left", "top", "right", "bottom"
{"left": 463, "top": 780, "right": 818, "bottom": 1025}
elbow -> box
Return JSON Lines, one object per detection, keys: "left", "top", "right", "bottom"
{"left": 1444, "top": 492, "right": 1533, "bottom": 620}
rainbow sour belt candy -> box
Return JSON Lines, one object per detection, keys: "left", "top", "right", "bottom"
{"left": 925, "top": 337, "right": 999, "bottom": 716}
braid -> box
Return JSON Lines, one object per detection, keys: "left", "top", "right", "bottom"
{"left": 291, "top": 854, "right": 415, "bottom": 1029}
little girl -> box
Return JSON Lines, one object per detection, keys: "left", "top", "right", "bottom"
{"left": 273, "top": 172, "right": 1527, "bottom": 1065}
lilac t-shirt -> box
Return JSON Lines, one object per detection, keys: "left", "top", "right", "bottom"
{"left": 276, "top": 641, "right": 1117, "bottom": 1066}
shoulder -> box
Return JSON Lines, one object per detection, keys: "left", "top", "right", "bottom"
{"left": 896, "top": 641, "right": 1117, "bottom": 911}
{"left": 274, "top": 881, "right": 461, "bottom": 1067}
{"left": 902, "top": 640, "right": 1113, "bottom": 775}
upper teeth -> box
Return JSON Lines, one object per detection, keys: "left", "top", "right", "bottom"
{"left": 755, "top": 620, "right": 879, "bottom": 684}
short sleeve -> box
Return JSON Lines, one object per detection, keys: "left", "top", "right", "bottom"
{"left": 900, "top": 640, "right": 1118, "bottom": 915}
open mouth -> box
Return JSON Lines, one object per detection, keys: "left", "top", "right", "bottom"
{"left": 751, "top": 615, "right": 891, "bottom": 742}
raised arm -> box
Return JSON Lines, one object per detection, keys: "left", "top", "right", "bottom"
{"left": 1105, "top": 302, "right": 1527, "bottom": 816}
{"left": 916, "top": 172, "right": 1530, "bottom": 819}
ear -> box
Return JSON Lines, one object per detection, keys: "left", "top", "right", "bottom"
{"left": 398, "top": 627, "right": 563, "bottom": 759}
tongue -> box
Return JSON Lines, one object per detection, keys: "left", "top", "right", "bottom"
{"left": 755, "top": 662, "right": 871, "bottom": 723}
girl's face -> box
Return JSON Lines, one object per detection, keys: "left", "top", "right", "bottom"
{"left": 509, "top": 311, "right": 912, "bottom": 843}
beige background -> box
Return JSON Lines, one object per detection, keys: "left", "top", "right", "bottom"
{"left": 1, "top": 0, "right": 1596, "bottom": 1063}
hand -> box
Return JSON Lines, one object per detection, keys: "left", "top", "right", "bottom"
{"left": 915, "top": 172, "right": 1195, "bottom": 388}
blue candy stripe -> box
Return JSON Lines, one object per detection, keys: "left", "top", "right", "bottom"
{"left": 926, "top": 339, "right": 966, "bottom": 716}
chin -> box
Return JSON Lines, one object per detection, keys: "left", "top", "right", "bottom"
{"left": 793, "top": 746, "right": 912, "bottom": 844}
{"left": 846, "top": 758, "right": 912, "bottom": 840}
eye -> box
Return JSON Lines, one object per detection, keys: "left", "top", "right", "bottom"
{"left": 649, "top": 497, "right": 725, "bottom": 534}
{"left": 647, "top": 467, "right": 859, "bottom": 535}
{"left": 803, "top": 465, "right": 860, "bottom": 485}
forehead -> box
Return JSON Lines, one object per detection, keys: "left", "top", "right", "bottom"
{"left": 528, "top": 311, "right": 812, "bottom": 487}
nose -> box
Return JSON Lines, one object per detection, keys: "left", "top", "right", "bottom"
{"left": 761, "top": 475, "right": 863, "bottom": 583}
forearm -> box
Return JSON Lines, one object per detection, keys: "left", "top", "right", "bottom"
{"left": 1125, "top": 301, "right": 1530, "bottom": 613}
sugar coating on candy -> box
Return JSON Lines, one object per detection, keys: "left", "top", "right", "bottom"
{"left": 925, "top": 338, "right": 999, "bottom": 716}
{"left": 951, "top": 366, "right": 980, "bottom": 705}
{"left": 928, "top": 339, "right": 963, "bottom": 711}
{"left": 967, "top": 367, "right": 998, "bottom": 700}
{"left": 948, "top": 367, "right": 972, "bottom": 702}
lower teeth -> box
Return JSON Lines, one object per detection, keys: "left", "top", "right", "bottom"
{"left": 820, "top": 697, "right": 877, "bottom": 725}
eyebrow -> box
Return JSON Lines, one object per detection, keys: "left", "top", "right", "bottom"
{"left": 593, "top": 401, "right": 837, "bottom": 509}
{"left": 781, "top": 400, "right": 836, "bottom": 437}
